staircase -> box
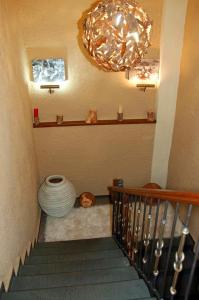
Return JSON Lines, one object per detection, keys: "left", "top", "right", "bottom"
{"left": 1, "top": 237, "right": 155, "bottom": 300}
{"left": 1, "top": 185, "right": 199, "bottom": 299}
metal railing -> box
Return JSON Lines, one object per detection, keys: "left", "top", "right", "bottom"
{"left": 109, "top": 186, "right": 199, "bottom": 300}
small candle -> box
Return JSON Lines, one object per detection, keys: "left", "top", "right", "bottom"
{"left": 33, "top": 108, "right": 40, "bottom": 126}
{"left": 56, "top": 115, "right": 64, "bottom": 125}
{"left": 34, "top": 108, "right": 39, "bottom": 117}
{"left": 118, "top": 104, "right": 123, "bottom": 114}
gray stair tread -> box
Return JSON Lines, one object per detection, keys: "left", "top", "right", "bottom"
{"left": 31, "top": 240, "right": 118, "bottom": 255}
{"left": 128, "top": 299, "right": 156, "bottom": 300}
{"left": 36, "top": 237, "right": 116, "bottom": 249}
{"left": 20, "top": 257, "right": 130, "bottom": 276}
{"left": 11, "top": 267, "right": 138, "bottom": 291}
{"left": 3, "top": 280, "right": 150, "bottom": 300}
{"left": 26, "top": 249, "right": 123, "bottom": 264}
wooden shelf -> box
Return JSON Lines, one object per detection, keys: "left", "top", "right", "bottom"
{"left": 33, "top": 119, "right": 156, "bottom": 128}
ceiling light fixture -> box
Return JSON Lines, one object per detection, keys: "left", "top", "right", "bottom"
{"left": 82, "top": 0, "right": 152, "bottom": 72}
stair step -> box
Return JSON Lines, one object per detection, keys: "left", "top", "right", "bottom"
{"left": 25, "top": 249, "right": 123, "bottom": 264}
{"left": 11, "top": 267, "right": 138, "bottom": 291}
{"left": 31, "top": 239, "right": 118, "bottom": 256}
{"left": 35, "top": 237, "right": 116, "bottom": 249}
{"left": 19, "top": 257, "right": 130, "bottom": 276}
{"left": 3, "top": 280, "right": 150, "bottom": 300}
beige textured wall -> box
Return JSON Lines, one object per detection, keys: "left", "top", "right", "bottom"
{"left": 18, "top": 0, "right": 163, "bottom": 194}
{"left": 35, "top": 125, "right": 155, "bottom": 194}
{"left": 167, "top": 0, "right": 199, "bottom": 242}
{"left": 151, "top": 0, "right": 188, "bottom": 187}
{"left": 0, "top": 0, "right": 39, "bottom": 288}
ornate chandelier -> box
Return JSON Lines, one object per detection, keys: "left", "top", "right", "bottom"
{"left": 83, "top": 0, "right": 152, "bottom": 72}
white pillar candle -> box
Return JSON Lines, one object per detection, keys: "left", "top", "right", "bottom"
{"left": 118, "top": 104, "right": 123, "bottom": 113}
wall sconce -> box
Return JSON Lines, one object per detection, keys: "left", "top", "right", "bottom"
{"left": 32, "top": 58, "right": 66, "bottom": 94}
{"left": 40, "top": 84, "right": 60, "bottom": 94}
{"left": 136, "top": 83, "right": 156, "bottom": 92}
{"left": 126, "top": 59, "right": 159, "bottom": 92}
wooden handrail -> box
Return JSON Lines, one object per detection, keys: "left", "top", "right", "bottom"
{"left": 108, "top": 186, "right": 199, "bottom": 206}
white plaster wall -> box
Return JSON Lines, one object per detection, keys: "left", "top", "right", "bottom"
{"left": 151, "top": 0, "right": 188, "bottom": 187}
{"left": 167, "top": 0, "right": 199, "bottom": 242}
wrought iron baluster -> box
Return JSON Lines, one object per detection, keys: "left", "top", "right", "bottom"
{"left": 161, "top": 202, "right": 180, "bottom": 298}
{"left": 121, "top": 193, "right": 126, "bottom": 244}
{"left": 121, "top": 193, "right": 129, "bottom": 246}
{"left": 130, "top": 195, "right": 137, "bottom": 261}
{"left": 125, "top": 196, "right": 130, "bottom": 246}
{"left": 114, "top": 192, "right": 119, "bottom": 237}
{"left": 184, "top": 238, "right": 199, "bottom": 300}
{"left": 139, "top": 197, "right": 147, "bottom": 269}
{"left": 125, "top": 196, "right": 130, "bottom": 248}
{"left": 122, "top": 194, "right": 129, "bottom": 250}
{"left": 148, "top": 199, "right": 160, "bottom": 279}
{"left": 116, "top": 193, "right": 122, "bottom": 242}
{"left": 112, "top": 192, "right": 118, "bottom": 235}
{"left": 126, "top": 199, "right": 133, "bottom": 255}
{"left": 131, "top": 196, "right": 137, "bottom": 239}
{"left": 133, "top": 196, "right": 142, "bottom": 264}
{"left": 143, "top": 202, "right": 152, "bottom": 265}
{"left": 170, "top": 205, "right": 192, "bottom": 297}
{"left": 153, "top": 201, "right": 169, "bottom": 279}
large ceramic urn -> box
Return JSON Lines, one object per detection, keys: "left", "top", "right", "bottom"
{"left": 38, "top": 175, "right": 76, "bottom": 217}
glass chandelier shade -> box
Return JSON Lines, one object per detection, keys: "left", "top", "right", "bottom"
{"left": 83, "top": 0, "right": 152, "bottom": 72}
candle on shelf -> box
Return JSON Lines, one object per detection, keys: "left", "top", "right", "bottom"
{"left": 56, "top": 115, "right": 64, "bottom": 125}
{"left": 147, "top": 111, "right": 155, "bottom": 122}
{"left": 118, "top": 104, "right": 123, "bottom": 114}
{"left": 34, "top": 108, "right": 38, "bottom": 117}
{"left": 33, "top": 108, "right": 39, "bottom": 126}
{"left": 117, "top": 104, "right": 123, "bottom": 121}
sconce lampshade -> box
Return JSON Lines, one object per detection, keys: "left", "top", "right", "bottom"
{"left": 83, "top": 0, "right": 152, "bottom": 72}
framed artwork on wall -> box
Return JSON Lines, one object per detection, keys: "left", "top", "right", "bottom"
{"left": 32, "top": 58, "right": 66, "bottom": 83}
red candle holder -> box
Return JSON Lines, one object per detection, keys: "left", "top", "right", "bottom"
{"left": 34, "top": 108, "right": 40, "bottom": 126}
